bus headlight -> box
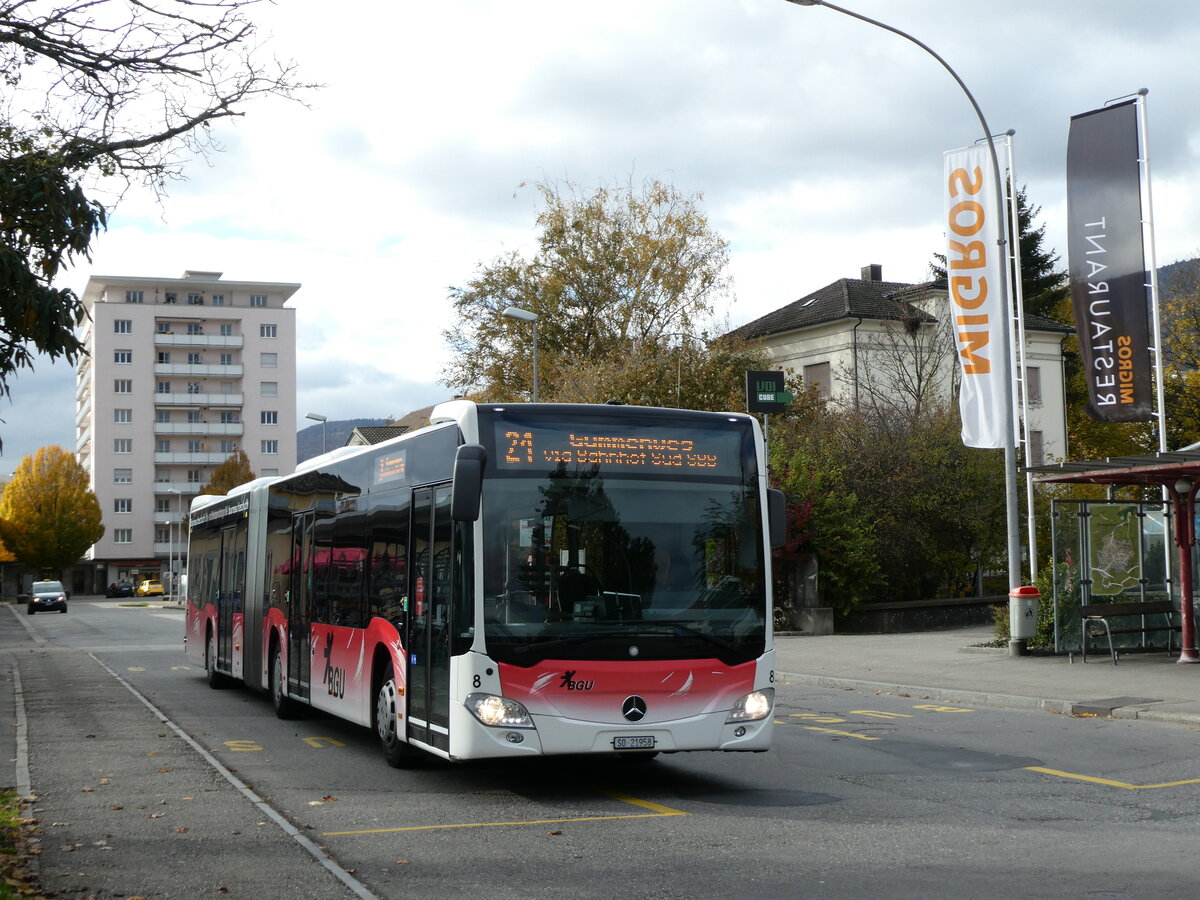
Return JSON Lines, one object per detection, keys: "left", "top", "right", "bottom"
{"left": 726, "top": 688, "right": 774, "bottom": 723}
{"left": 466, "top": 693, "right": 535, "bottom": 729}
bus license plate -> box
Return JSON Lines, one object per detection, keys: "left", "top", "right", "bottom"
{"left": 613, "top": 736, "right": 656, "bottom": 750}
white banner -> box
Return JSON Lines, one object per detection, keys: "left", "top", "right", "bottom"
{"left": 944, "top": 144, "right": 1007, "bottom": 449}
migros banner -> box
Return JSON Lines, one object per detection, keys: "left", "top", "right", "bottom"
{"left": 1066, "top": 100, "right": 1153, "bottom": 422}
{"left": 944, "top": 144, "right": 1006, "bottom": 449}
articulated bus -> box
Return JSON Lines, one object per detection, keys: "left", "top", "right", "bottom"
{"left": 185, "top": 401, "right": 785, "bottom": 765}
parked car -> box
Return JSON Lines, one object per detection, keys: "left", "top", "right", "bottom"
{"left": 136, "top": 579, "right": 164, "bottom": 597}
{"left": 28, "top": 581, "right": 68, "bottom": 615}
{"left": 106, "top": 581, "right": 135, "bottom": 598}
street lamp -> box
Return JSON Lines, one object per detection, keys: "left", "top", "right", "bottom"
{"left": 662, "top": 332, "right": 699, "bottom": 408}
{"left": 785, "top": 0, "right": 1022, "bottom": 646}
{"left": 305, "top": 412, "right": 328, "bottom": 454}
{"left": 168, "top": 488, "right": 181, "bottom": 602}
{"left": 501, "top": 306, "right": 539, "bottom": 402}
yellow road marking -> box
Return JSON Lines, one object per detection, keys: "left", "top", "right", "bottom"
{"left": 303, "top": 737, "right": 347, "bottom": 748}
{"left": 324, "top": 788, "right": 687, "bottom": 836}
{"left": 803, "top": 726, "right": 880, "bottom": 741}
{"left": 1027, "top": 766, "right": 1200, "bottom": 790}
{"left": 851, "top": 710, "right": 914, "bottom": 719}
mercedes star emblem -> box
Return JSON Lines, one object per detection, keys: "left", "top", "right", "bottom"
{"left": 622, "top": 695, "right": 647, "bottom": 722}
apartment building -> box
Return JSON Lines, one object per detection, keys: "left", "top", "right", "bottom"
{"left": 76, "top": 270, "right": 300, "bottom": 587}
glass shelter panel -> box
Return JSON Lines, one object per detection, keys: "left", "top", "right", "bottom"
{"left": 1051, "top": 499, "right": 1174, "bottom": 654}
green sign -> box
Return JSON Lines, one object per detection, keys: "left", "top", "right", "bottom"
{"left": 746, "top": 370, "right": 792, "bottom": 413}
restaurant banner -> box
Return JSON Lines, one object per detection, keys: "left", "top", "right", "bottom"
{"left": 944, "top": 144, "right": 1007, "bottom": 449}
{"left": 1066, "top": 100, "right": 1154, "bottom": 422}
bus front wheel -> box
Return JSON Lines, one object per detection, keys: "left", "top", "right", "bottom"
{"left": 375, "top": 665, "right": 422, "bottom": 768}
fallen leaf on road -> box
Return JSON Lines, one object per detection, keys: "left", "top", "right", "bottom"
{"left": 322, "top": 795, "right": 338, "bottom": 802}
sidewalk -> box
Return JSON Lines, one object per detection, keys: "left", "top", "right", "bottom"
{"left": 773, "top": 625, "right": 1200, "bottom": 725}
{"left": 0, "top": 601, "right": 365, "bottom": 899}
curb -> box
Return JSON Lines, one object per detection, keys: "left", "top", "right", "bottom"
{"left": 778, "top": 669, "right": 1200, "bottom": 727}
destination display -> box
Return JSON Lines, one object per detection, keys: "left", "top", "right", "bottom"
{"left": 373, "top": 449, "right": 407, "bottom": 486}
{"left": 490, "top": 417, "right": 749, "bottom": 478}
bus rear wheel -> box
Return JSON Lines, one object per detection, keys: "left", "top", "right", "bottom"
{"left": 376, "top": 665, "right": 422, "bottom": 768}
{"left": 270, "top": 647, "right": 304, "bottom": 719}
{"left": 205, "top": 632, "right": 229, "bottom": 689}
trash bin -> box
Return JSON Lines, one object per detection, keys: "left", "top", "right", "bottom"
{"left": 1009, "top": 585, "right": 1040, "bottom": 640}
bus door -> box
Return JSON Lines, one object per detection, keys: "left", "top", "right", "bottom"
{"left": 408, "top": 485, "right": 453, "bottom": 752}
{"left": 216, "top": 524, "right": 240, "bottom": 669}
{"left": 287, "top": 509, "right": 315, "bottom": 700}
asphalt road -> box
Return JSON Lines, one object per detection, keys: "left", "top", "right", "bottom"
{"left": 8, "top": 598, "right": 1200, "bottom": 899}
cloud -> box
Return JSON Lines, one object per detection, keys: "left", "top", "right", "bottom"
{"left": 6, "top": 0, "right": 1200, "bottom": 472}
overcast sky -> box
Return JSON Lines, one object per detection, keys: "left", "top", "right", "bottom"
{"left": 4, "top": 0, "right": 1199, "bottom": 473}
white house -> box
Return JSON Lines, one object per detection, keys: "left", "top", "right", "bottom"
{"left": 727, "top": 264, "right": 1071, "bottom": 464}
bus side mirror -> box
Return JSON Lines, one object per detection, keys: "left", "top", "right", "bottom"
{"left": 451, "top": 444, "right": 487, "bottom": 522}
{"left": 768, "top": 489, "right": 786, "bottom": 550}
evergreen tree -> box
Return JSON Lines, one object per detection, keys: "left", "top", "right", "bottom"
{"left": 929, "top": 185, "right": 1068, "bottom": 320}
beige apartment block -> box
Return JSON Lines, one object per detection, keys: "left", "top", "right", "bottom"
{"left": 76, "top": 270, "right": 299, "bottom": 587}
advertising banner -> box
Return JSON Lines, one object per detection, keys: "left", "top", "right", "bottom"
{"left": 1066, "top": 100, "right": 1153, "bottom": 422}
{"left": 944, "top": 144, "right": 1007, "bottom": 449}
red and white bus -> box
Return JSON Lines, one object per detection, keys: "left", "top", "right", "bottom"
{"left": 185, "top": 401, "right": 784, "bottom": 765}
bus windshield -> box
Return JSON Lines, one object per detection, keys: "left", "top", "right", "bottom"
{"left": 479, "top": 471, "right": 767, "bottom": 666}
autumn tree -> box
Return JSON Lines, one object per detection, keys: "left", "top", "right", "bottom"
{"left": 201, "top": 449, "right": 255, "bottom": 496}
{"left": 1155, "top": 258, "right": 1200, "bottom": 450}
{"left": 0, "top": 1, "right": 313, "bottom": 449}
{"left": 443, "top": 177, "right": 752, "bottom": 410}
{"left": 841, "top": 296, "right": 957, "bottom": 425}
{"left": 0, "top": 445, "right": 103, "bottom": 574}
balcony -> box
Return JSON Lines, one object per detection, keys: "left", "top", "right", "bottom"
{"left": 153, "top": 422, "right": 244, "bottom": 436}
{"left": 153, "top": 363, "right": 244, "bottom": 377}
{"left": 155, "top": 482, "right": 205, "bottom": 495}
{"left": 155, "top": 333, "right": 244, "bottom": 349}
{"left": 155, "top": 393, "right": 243, "bottom": 407}
{"left": 154, "top": 451, "right": 231, "bottom": 465}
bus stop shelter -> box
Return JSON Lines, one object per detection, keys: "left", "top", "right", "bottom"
{"left": 1030, "top": 449, "right": 1200, "bottom": 663}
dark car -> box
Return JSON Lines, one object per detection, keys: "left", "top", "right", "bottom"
{"left": 28, "top": 581, "right": 68, "bottom": 615}
{"left": 106, "top": 581, "right": 135, "bottom": 598}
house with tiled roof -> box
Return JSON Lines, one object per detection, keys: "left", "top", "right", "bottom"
{"left": 345, "top": 406, "right": 438, "bottom": 448}
{"left": 727, "top": 265, "right": 1072, "bottom": 463}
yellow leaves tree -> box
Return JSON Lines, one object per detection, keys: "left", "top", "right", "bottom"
{"left": 201, "top": 449, "right": 256, "bottom": 497}
{"left": 0, "top": 446, "right": 103, "bottom": 573}
{"left": 443, "top": 176, "right": 750, "bottom": 410}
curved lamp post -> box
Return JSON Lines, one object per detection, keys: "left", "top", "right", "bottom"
{"left": 305, "top": 412, "right": 327, "bottom": 454}
{"left": 502, "top": 306, "right": 539, "bottom": 402}
{"left": 785, "top": 0, "right": 1022, "bottom": 637}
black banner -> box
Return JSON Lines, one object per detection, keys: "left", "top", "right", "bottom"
{"left": 1066, "top": 99, "right": 1153, "bottom": 422}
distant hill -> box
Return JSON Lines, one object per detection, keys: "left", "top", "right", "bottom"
{"left": 296, "top": 418, "right": 387, "bottom": 463}
{"left": 1159, "top": 256, "right": 1200, "bottom": 296}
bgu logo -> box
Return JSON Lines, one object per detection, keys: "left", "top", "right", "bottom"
{"left": 559, "top": 670, "right": 594, "bottom": 691}
{"left": 322, "top": 633, "right": 346, "bottom": 699}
